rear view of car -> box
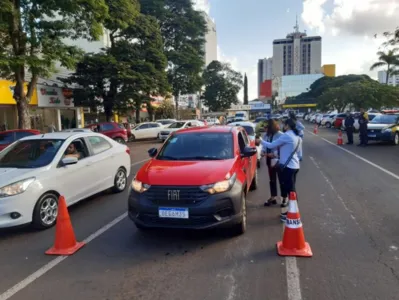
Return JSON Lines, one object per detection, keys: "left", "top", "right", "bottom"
{"left": 85, "top": 122, "right": 128, "bottom": 144}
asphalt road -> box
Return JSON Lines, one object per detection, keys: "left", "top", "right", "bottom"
{"left": 1, "top": 131, "right": 399, "bottom": 300}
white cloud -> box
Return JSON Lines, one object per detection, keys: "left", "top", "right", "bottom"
{"left": 302, "top": 0, "right": 398, "bottom": 36}
{"left": 193, "top": 0, "right": 210, "bottom": 15}
{"left": 287, "top": 8, "right": 290, "bottom": 13}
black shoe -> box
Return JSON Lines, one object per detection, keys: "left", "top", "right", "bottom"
{"left": 264, "top": 198, "right": 277, "bottom": 206}
{"left": 280, "top": 212, "right": 287, "bottom": 222}
{"left": 280, "top": 198, "right": 288, "bottom": 207}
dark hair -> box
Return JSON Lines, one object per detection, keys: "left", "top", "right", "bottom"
{"left": 267, "top": 119, "right": 279, "bottom": 135}
{"left": 284, "top": 118, "right": 299, "bottom": 136}
{"left": 289, "top": 111, "right": 297, "bottom": 121}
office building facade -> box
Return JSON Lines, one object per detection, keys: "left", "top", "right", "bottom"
{"left": 257, "top": 57, "right": 273, "bottom": 97}
{"left": 378, "top": 71, "right": 399, "bottom": 86}
{"left": 272, "top": 21, "right": 322, "bottom": 77}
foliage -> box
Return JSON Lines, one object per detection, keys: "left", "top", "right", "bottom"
{"left": 370, "top": 49, "right": 399, "bottom": 83}
{"left": 0, "top": 0, "right": 109, "bottom": 128}
{"left": 155, "top": 99, "right": 175, "bottom": 119}
{"left": 140, "top": 0, "right": 208, "bottom": 115}
{"left": 382, "top": 27, "right": 399, "bottom": 47}
{"left": 64, "top": 13, "right": 168, "bottom": 121}
{"left": 317, "top": 80, "right": 399, "bottom": 112}
{"left": 202, "top": 60, "right": 243, "bottom": 112}
{"left": 243, "top": 73, "right": 248, "bottom": 105}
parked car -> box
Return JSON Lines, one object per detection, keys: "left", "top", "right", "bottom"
{"left": 332, "top": 113, "right": 347, "bottom": 129}
{"left": 128, "top": 122, "right": 164, "bottom": 140}
{"left": 228, "top": 121, "right": 262, "bottom": 168}
{"left": 296, "top": 112, "right": 305, "bottom": 118}
{"left": 206, "top": 118, "right": 220, "bottom": 125}
{"left": 0, "top": 131, "right": 131, "bottom": 229}
{"left": 85, "top": 122, "right": 128, "bottom": 144}
{"left": 158, "top": 120, "right": 205, "bottom": 142}
{"left": 321, "top": 114, "right": 336, "bottom": 128}
{"left": 128, "top": 125, "right": 258, "bottom": 235}
{"left": 366, "top": 113, "right": 399, "bottom": 145}
{"left": 0, "top": 129, "right": 41, "bottom": 151}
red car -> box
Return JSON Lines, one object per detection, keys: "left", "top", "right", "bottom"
{"left": 128, "top": 126, "right": 258, "bottom": 235}
{"left": 0, "top": 129, "right": 41, "bottom": 151}
{"left": 333, "top": 113, "right": 347, "bottom": 129}
{"left": 85, "top": 122, "right": 128, "bottom": 144}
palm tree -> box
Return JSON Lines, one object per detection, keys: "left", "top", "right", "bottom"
{"left": 370, "top": 48, "right": 399, "bottom": 84}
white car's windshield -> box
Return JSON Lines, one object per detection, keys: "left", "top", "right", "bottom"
{"left": 0, "top": 139, "right": 64, "bottom": 168}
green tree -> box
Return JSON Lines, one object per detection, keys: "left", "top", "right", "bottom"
{"left": 140, "top": 0, "right": 207, "bottom": 117}
{"left": 155, "top": 99, "right": 175, "bottom": 119}
{"left": 243, "top": 73, "right": 248, "bottom": 105}
{"left": 0, "top": 0, "right": 108, "bottom": 128}
{"left": 202, "top": 60, "right": 243, "bottom": 112}
{"left": 370, "top": 49, "right": 399, "bottom": 84}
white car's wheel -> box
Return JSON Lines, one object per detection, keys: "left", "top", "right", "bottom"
{"left": 113, "top": 168, "right": 127, "bottom": 193}
{"left": 32, "top": 192, "right": 59, "bottom": 230}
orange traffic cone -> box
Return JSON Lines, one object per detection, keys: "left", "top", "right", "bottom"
{"left": 313, "top": 125, "right": 318, "bottom": 134}
{"left": 45, "top": 196, "right": 85, "bottom": 256}
{"left": 277, "top": 192, "right": 313, "bottom": 257}
{"left": 337, "top": 130, "right": 343, "bottom": 145}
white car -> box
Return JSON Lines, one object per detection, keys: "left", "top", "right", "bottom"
{"left": 131, "top": 122, "right": 164, "bottom": 140}
{"left": 156, "top": 119, "right": 176, "bottom": 127}
{"left": 321, "top": 114, "right": 336, "bottom": 128}
{"left": 341, "top": 113, "right": 381, "bottom": 131}
{"left": 158, "top": 120, "right": 205, "bottom": 142}
{"left": 0, "top": 131, "right": 131, "bottom": 229}
{"left": 228, "top": 121, "right": 262, "bottom": 168}
{"left": 206, "top": 118, "right": 220, "bottom": 125}
{"left": 296, "top": 112, "right": 304, "bottom": 118}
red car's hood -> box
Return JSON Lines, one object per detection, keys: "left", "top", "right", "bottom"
{"left": 136, "top": 159, "right": 236, "bottom": 186}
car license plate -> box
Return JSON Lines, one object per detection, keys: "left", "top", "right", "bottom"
{"left": 159, "top": 207, "right": 189, "bottom": 219}
{"left": 368, "top": 134, "right": 376, "bottom": 137}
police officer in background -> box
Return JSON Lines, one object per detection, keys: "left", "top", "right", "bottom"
{"left": 358, "top": 108, "right": 369, "bottom": 147}
{"left": 344, "top": 111, "right": 355, "bottom": 144}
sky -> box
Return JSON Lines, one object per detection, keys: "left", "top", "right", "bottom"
{"left": 193, "top": 0, "right": 398, "bottom": 101}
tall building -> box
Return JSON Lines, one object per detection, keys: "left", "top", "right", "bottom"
{"left": 203, "top": 13, "right": 218, "bottom": 67}
{"left": 257, "top": 57, "right": 272, "bottom": 97}
{"left": 272, "top": 18, "right": 322, "bottom": 77}
{"left": 378, "top": 70, "right": 399, "bottom": 86}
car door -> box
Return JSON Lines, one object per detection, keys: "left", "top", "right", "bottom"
{"left": 149, "top": 123, "right": 162, "bottom": 138}
{"left": 54, "top": 138, "right": 94, "bottom": 205}
{"left": 237, "top": 131, "right": 252, "bottom": 190}
{"left": 133, "top": 123, "right": 151, "bottom": 139}
{"left": 85, "top": 135, "right": 116, "bottom": 191}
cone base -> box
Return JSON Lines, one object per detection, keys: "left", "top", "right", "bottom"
{"left": 276, "top": 241, "right": 313, "bottom": 257}
{"left": 45, "top": 241, "right": 85, "bottom": 256}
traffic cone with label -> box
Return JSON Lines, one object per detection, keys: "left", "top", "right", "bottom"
{"left": 277, "top": 192, "right": 313, "bottom": 257}
{"left": 45, "top": 196, "right": 85, "bottom": 256}
{"left": 313, "top": 125, "right": 318, "bottom": 134}
{"left": 337, "top": 130, "right": 343, "bottom": 145}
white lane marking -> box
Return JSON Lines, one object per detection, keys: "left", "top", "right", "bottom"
{"left": 131, "top": 158, "right": 149, "bottom": 167}
{"left": 0, "top": 213, "right": 128, "bottom": 300}
{"left": 305, "top": 129, "right": 399, "bottom": 181}
{"left": 286, "top": 257, "right": 303, "bottom": 300}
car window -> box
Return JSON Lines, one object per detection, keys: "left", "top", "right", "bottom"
{"left": 15, "top": 131, "right": 36, "bottom": 140}
{"left": 0, "top": 132, "right": 14, "bottom": 145}
{"left": 0, "top": 139, "right": 64, "bottom": 168}
{"left": 150, "top": 123, "right": 160, "bottom": 128}
{"left": 87, "top": 136, "right": 112, "bottom": 155}
{"left": 100, "top": 123, "right": 115, "bottom": 131}
{"left": 371, "top": 114, "right": 399, "bottom": 124}
{"left": 237, "top": 132, "right": 246, "bottom": 152}
{"left": 168, "top": 122, "right": 185, "bottom": 129}
{"left": 241, "top": 130, "right": 250, "bottom": 145}
{"left": 63, "top": 138, "right": 89, "bottom": 160}
{"left": 118, "top": 124, "right": 126, "bottom": 130}
{"left": 241, "top": 126, "right": 255, "bottom": 137}
{"left": 157, "top": 132, "right": 233, "bottom": 160}
{"left": 137, "top": 124, "right": 150, "bottom": 130}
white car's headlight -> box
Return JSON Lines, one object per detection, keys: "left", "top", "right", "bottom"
{"left": 0, "top": 178, "right": 35, "bottom": 198}
{"left": 131, "top": 178, "right": 150, "bottom": 193}
{"left": 200, "top": 173, "right": 237, "bottom": 194}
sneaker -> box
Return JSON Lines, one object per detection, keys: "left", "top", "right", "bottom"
{"left": 280, "top": 198, "right": 288, "bottom": 208}
{"left": 264, "top": 198, "right": 277, "bottom": 207}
